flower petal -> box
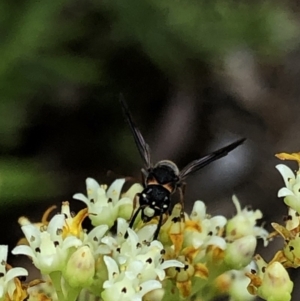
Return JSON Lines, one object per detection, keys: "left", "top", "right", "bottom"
{"left": 5, "top": 268, "right": 28, "bottom": 283}
{"left": 11, "top": 245, "right": 35, "bottom": 258}
{"left": 73, "top": 193, "right": 89, "bottom": 204}
{"left": 106, "top": 179, "right": 125, "bottom": 204}
{"left": 276, "top": 164, "right": 295, "bottom": 188}
{"left": 278, "top": 187, "right": 294, "bottom": 197}
{"left": 139, "top": 280, "right": 162, "bottom": 296}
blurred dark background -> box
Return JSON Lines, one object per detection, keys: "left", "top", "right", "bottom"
{"left": 2, "top": 0, "right": 300, "bottom": 299}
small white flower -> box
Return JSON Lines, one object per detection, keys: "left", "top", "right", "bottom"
{"left": 189, "top": 200, "right": 207, "bottom": 222}
{"left": 12, "top": 214, "right": 82, "bottom": 274}
{"left": 276, "top": 164, "right": 300, "bottom": 213}
{"left": 0, "top": 245, "right": 28, "bottom": 300}
{"left": 82, "top": 224, "right": 109, "bottom": 254}
{"left": 73, "top": 178, "right": 139, "bottom": 228}
{"left": 184, "top": 201, "right": 227, "bottom": 252}
{"left": 99, "top": 218, "right": 157, "bottom": 257}
{"left": 226, "top": 195, "right": 269, "bottom": 246}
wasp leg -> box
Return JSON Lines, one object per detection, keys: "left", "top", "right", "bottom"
{"left": 125, "top": 206, "right": 143, "bottom": 238}
{"left": 178, "top": 182, "right": 186, "bottom": 221}
{"left": 178, "top": 183, "right": 186, "bottom": 212}
{"left": 180, "top": 181, "right": 186, "bottom": 195}
{"left": 129, "top": 193, "right": 140, "bottom": 220}
{"left": 153, "top": 211, "right": 164, "bottom": 240}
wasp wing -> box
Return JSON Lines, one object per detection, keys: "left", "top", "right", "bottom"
{"left": 179, "top": 138, "right": 245, "bottom": 180}
{"left": 119, "top": 94, "right": 151, "bottom": 168}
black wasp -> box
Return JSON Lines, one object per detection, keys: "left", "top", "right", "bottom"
{"left": 120, "top": 95, "right": 245, "bottom": 240}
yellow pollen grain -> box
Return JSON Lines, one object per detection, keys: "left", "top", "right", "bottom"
{"left": 120, "top": 265, "right": 127, "bottom": 272}
{"left": 185, "top": 220, "right": 201, "bottom": 232}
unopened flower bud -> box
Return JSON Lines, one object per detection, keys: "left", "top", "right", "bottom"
{"left": 258, "top": 262, "right": 293, "bottom": 301}
{"left": 64, "top": 246, "right": 95, "bottom": 288}
{"left": 224, "top": 235, "right": 256, "bottom": 269}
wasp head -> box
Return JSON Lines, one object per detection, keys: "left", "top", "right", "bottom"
{"left": 139, "top": 185, "right": 171, "bottom": 219}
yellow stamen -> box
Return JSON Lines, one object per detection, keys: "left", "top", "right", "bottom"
{"left": 41, "top": 205, "right": 57, "bottom": 224}
{"left": 62, "top": 208, "right": 88, "bottom": 238}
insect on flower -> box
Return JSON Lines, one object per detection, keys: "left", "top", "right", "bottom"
{"left": 120, "top": 95, "right": 245, "bottom": 240}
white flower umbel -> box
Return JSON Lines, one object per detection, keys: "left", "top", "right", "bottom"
{"left": 99, "top": 219, "right": 184, "bottom": 301}
{"left": 73, "top": 178, "right": 140, "bottom": 228}
{"left": 12, "top": 214, "right": 82, "bottom": 274}
{"left": 276, "top": 164, "right": 300, "bottom": 213}
{"left": 0, "top": 245, "right": 28, "bottom": 301}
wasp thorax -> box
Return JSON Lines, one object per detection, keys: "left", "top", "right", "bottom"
{"left": 155, "top": 160, "right": 180, "bottom": 176}
{"left": 149, "top": 161, "right": 180, "bottom": 189}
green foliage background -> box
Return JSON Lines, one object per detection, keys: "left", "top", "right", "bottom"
{"left": 0, "top": 0, "right": 298, "bottom": 255}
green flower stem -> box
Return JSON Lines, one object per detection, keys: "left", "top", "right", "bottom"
{"left": 191, "top": 262, "right": 232, "bottom": 301}
{"left": 49, "top": 271, "right": 66, "bottom": 301}
{"left": 77, "top": 289, "right": 99, "bottom": 301}
{"left": 190, "top": 278, "right": 208, "bottom": 300}
{"left": 66, "top": 285, "right": 81, "bottom": 301}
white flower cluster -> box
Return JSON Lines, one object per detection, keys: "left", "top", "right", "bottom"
{"left": 10, "top": 179, "right": 183, "bottom": 301}
{"left": 101, "top": 219, "right": 183, "bottom": 301}
{"left": 186, "top": 200, "right": 227, "bottom": 251}
{"left": 2, "top": 175, "right": 271, "bottom": 301}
